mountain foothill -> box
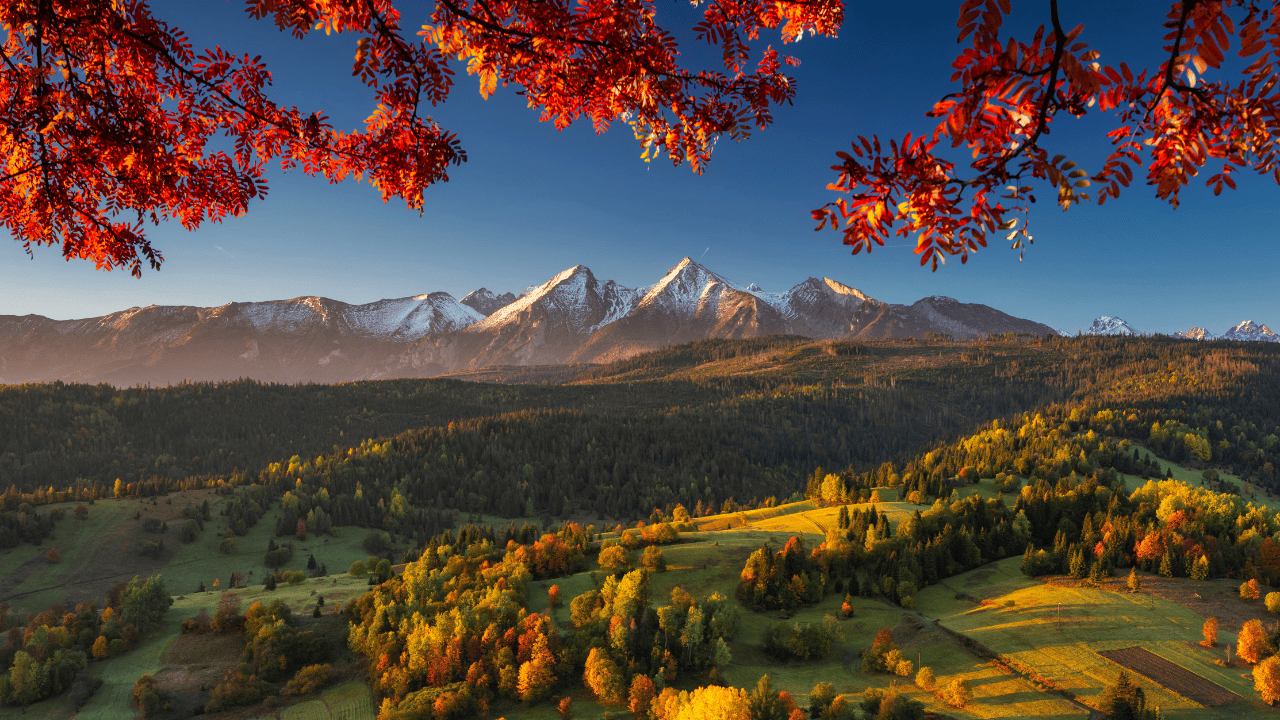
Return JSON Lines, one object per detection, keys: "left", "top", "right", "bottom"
{"left": 0, "top": 258, "right": 1057, "bottom": 386}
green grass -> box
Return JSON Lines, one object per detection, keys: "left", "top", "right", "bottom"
{"left": 917, "top": 558, "right": 1261, "bottom": 718}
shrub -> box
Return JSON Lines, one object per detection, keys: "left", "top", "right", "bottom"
{"left": 219, "top": 537, "right": 237, "bottom": 554}
{"left": 1266, "top": 593, "right": 1280, "bottom": 614}
{"left": 133, "top": 674, "right": 167, "bottom": 718}
{"left": 204, "top": 668, "right": 277, "bottom": 712}
{"left": 1241, "top": 578, "right": 1261, "bottom": 602}
{"left": 762, "top": 615, "right": 842, "bottom": 661}
{"left": 809, "top": 682, "right": 837, "bottom": 717}
{"left": 179, "top": 520, "right": 200, "bottom": 543}
{"left": 598, "top": 545, "right": 631, "bottom": 574}
{"left": 46, "top": 547, "right": 61, "bottom": 563}
{"left": 362, "top": 531, "right": 390, "bottom": 555}
{"left": 641, "top": 546, "right": 667, "bottom": 572}
{"left": 109, "top": 638, "right": 126, "bottom": 656}
{"left": 915, "top": 666, "right": 935, "bottom": 691}
{"left": 282, "top": 664, "right": 334, "bottom": 696}
{"left": 348, "top": 560, "right": 367, "bottom": 578}
{"left": 944, "top": 679, "right": 972, "bottom": 708}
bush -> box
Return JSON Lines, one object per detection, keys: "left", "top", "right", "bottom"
{"left": 348, "top": 560, "right": 367, "bottom": 578}
{"left": 362, "top": 531, "right": 390, "bottom": 555}
{"left": 133, "top": 674, "right": 167, "bottom": 718}
{"left": 809, "top": 682, "right": 837, "bottom": 717}
{"left": 282, "top": 664, "right": 334, "bottom": 696}
{"left": 641, "top": 546, "right": 667, "bottom": 572}
{"left": 598, "top": 545, "right": 631, "bottom": 574}
{"left": 1266, "top": 592, "right": 1280, "bottom": 615}
{"left": 944, "top": 679, "right": 972, "bottom": 708}
{"left": 179, "top": 520, "right": 201, "bottom": 543}
{"left": 1241, "top": 578, "right": 1261, "bottom": 601}
{"left": 860, "top": 687, "right": 924, "bottom": 720}
{"left": 219, "top": 537, "right": 237, "bottom": 554}
{"left": 761, "top": 615, "right": 842, "bottom": 661}
{"left": 204, "top": 668, "right": 277, "bottom": 712}
{"left": 915, "top": 666, "right": 935, "bottom": 691}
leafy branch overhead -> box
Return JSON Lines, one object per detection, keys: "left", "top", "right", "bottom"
{"left": 0, "top": 0, "right": 835, "bottom": 275}
{"left": 1, "top": 1, "right": 1276, "bottom": 274}
{"left": 813, "top": 0, "right": 1280, "bottom": 269}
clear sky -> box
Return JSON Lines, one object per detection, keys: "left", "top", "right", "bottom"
{"left": 2, "top": 1, "right": 1275, "bottom": 335}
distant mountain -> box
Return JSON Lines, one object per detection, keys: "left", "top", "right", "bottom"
{"left": 0, "top": 258, "right": 1059, "bottom": 384}
{"left": 1222, "top": 320, "right": 1279, "bottom": 343}
{"left": 0, "top": 294, "right": 482, "bottom": 386}
{"left": 1175, "top": 327, "right": 1212, "bottom": 341}
{"left": 572, "top": 259, "right": 785, "bottom": 363}
{"left": 1085, "top": 316, "right": 1138, "bottom": 336}
{"left": 460, "top": 288, "right": 516, "bottom": 317}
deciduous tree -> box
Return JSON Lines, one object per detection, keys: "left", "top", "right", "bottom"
{"left": 1202, "top": 616, "right": 1219, "bottom": 647}
{"left": 10, "top": 2, "right": 1277, "bottom": 275}
{"left": 1257, "top": 656, "right": 1280, "bottom": 706}
{"left": 1239, "top": 618, "right": 1271, "bottom": 664}
{"left": 813, "top": 0, "right": 1280, "bottom": 270}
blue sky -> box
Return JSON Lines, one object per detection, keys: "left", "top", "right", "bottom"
{"left": 2, "top": 1, "right": 1275, "bottom": 335}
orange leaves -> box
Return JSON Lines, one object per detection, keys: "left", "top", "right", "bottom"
{"left": 816, "top": 0, "right": 1280, "bottom": 270}
{"left": 8, "top": 0, "right": 838, "bottom": 274}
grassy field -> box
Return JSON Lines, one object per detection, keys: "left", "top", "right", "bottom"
{"left": 917, "top": 558, "right": 1267, "bottom": 719}
{"left": 2, "top": 472, "right": 1265, "bottom": 720}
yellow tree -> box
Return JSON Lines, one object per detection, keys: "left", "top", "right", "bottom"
{"left": 91, "top": 635, "right": 109, "bottom": 659}
{"left": 1202, "top": 616, "right": 1219, "bottom": 647}
{"left": 517, "top": 658, "right": 555, "bottom": 703}
{"left": 1256, "top": 656, "right": 1280, "bottom": 706}
{"left": 584, "top": 647, "right": 625, "bottom": 704}
{"left": 1242, "top": 578, "right": 1262, "bottom": 602}
{"left": 945, "top": 679, "right": 973, "bottom": 708}
{"left": 1239, "top": 619, "right": 1271, "bottom": 664}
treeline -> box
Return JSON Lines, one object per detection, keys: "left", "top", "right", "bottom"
{"left": 759, "top": 402, "right": 1280, "bottom": 618}
{"left": 346, "top": 535, "right": 740, "bottom": 719}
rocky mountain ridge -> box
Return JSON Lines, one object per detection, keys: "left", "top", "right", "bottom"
{"left": 0, "top": 258, "right": 1058, "bottom": 385}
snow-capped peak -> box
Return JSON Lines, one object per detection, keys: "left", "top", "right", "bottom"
{"left": 1222, "top": 320, "right": 1279, "bottom": 342}
{"left": 746, "top": 283, "right": 763, "bottom": 293}
{"left": 1175, "top": 327, "right": 1212, "bottom": 341}
{"left": 460, "top": 287, "right": 516, "bottom": 317}
{"left": 637, "top": 258, "right": 737, "bottom": 315}
{"left": 1085, "top": 316, "right": 1138, "bottom": 336}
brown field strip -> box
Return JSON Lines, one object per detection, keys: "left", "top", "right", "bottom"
{"left": 1097, "top": 647, "right": 1240, "bottom": 707}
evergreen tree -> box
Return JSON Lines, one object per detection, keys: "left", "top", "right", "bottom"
{"left": 1127, "top": 568, "right": 1141, "bottom": 593}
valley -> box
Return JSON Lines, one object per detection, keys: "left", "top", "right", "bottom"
{"left": 3, "top": 335, "right": 1280, "bottom": 719}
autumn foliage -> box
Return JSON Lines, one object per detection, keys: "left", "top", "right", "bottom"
{"left": 0, "top": 0, "right": 838, "bottom": 273}
{"left": 1202, "top": 616, "right": 1219, "bottom": 647}
{"left": 813, "top": 0, "right": 1280, "bottom": 269}
{"left": 1238, "top": 618, "right": 1271, "bottom": 664}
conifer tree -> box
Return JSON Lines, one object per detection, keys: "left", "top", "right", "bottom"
{"left": 1127, "top": 568, "right": 1141, "bottom": 594}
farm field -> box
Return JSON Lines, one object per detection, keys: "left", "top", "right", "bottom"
{"left": 917, "top": 558, "right": 1266, "bottom": 719}
{"left": 2, "top": 450, "right": 1274, "bottom": 720}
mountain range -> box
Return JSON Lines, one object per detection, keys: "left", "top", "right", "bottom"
{"left": 1081, "top": 316, "right": 1280, "bottom": 342}
{"left": 0, "top": 258, "right": 1058, "bottom": 385}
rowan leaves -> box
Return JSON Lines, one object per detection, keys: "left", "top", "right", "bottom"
{"left": 815, "top": 0, "right": 1280, "bottom": 270}
{"left": 2, "top": 0, "right": 840, "bottom": 273}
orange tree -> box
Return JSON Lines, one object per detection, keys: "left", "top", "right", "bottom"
{"left": 3, "top": 1, "right": 1278, "bottom": 274}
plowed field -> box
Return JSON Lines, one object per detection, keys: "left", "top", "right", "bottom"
{"left": 1098, "top": 646, "right": 1240, "bottom": 707}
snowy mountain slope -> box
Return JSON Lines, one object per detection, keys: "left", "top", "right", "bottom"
{"left": 0, "top": 259, "right": 1062, "bottom": 384}
{"left": 1222, "top": 320, "right": 1279, "bottom": 342}
{"left": 1175, "top": 327, "right": 1212, "bottom": 340}
{"left": 460, "top": 288, "right": 517, "bottom": 317}
{"left": 569, "top": 259, "right": 788, "bottom": 363}
{"left": 1084, "top": 316, "right": 1138, "bottom": 336}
